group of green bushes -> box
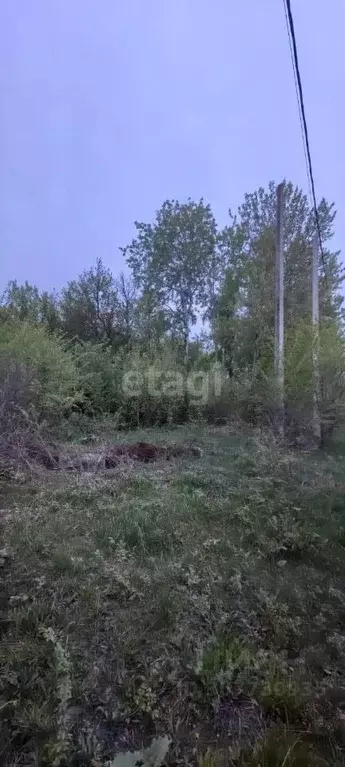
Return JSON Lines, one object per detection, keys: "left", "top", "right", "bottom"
{"left": 0, "top": 319, "right": 220, "bottom": 429}
{"left": 1, "top": 316, "right": 345, "bottom": 443}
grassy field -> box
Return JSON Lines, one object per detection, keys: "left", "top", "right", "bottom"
{"left": 2, "top": 422, "right": 345, "bottom": 765}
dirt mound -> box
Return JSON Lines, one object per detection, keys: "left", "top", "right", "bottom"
{"left": 5, "top": 441, "right": 202, "bottom": 474}
{"left": 104, "top": 442, "right": 202, "bottom": 468}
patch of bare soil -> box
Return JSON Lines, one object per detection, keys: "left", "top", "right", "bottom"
{"left": 42, "top": 442, "right": 203, "bottom": 473}
{"left": 104, "top": 442, "right": 202, "bottom": 468}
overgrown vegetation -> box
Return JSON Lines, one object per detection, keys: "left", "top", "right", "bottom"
{"left": 2, "top": 424, "right": 345, "bottom": 764}
{"left": 0, "top": 180, "right": 344, "bottom": 436}
{"left": 1, "top": 180, "right": 345, "bottom": 764}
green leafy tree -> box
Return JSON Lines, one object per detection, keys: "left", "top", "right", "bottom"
{"left": 123, "top": 198, "right": 218, "bottom": 361}
{"left": 2, "top": 280, "right": 41, "bottom": 321}
{"left": 60, "top": 258, "right": 125, "bottom": 346}
{"left": 214, "top": 271, "right": 240, "bottom": 377}
{"left": 39, "top": 290, "right": 61, "bottom": 332}
{"left": 1, "top": 280, "right": 61, "bottom": 331}
{"left": 115, "top": 272, "right": 138, "bottom": 346}
{"left": 214, "top": 181, "right": 344, "bottom": 375}
{"left": 133, "top": 288, "right": 170, "bottom": 350}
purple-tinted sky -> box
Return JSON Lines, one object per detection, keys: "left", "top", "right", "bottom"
{"left": 0, "top": 1, "right": 344, "bottom": 292}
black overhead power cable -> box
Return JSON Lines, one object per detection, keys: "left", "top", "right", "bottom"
{"left": 283, "top": 0, "right": 327, "bottom": 280}
{"left": 283, "top": 0, "right": 312, "bottom": 205}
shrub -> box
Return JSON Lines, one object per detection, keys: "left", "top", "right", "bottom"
{"left": 74, "top": 341, "right": 120, "bottom": 414}
{"left": 0, "top": 320, "right": 81, "bottom": 420}
{"left": 0, "top": 360, "right": 61, "bottom": 469}
{"left": 74, "top": 342, "right": 209, "bottom": 427}
{"left": 285, "top": 320, "right": 345, "bottom": 444}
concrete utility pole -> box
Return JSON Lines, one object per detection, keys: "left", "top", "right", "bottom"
{"left": 275, "top": 182, "right": 285, "bottom": 437}
{"left": 312, "top": 233, "right": 321, "bottom": 443}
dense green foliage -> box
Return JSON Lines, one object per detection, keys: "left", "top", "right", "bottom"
{"left": 1, "top": 180, "right": 344, "bottom": 435}
{"left": 0, "top": 320, "right": 81, "bottom": 419}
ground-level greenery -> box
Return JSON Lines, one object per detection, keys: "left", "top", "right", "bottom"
{"left": 2, "top": 423, "right": 345, "bottom": 765}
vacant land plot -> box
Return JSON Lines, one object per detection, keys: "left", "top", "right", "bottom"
{"left": 1, "top": 424, "right": 345, "bottom": 766}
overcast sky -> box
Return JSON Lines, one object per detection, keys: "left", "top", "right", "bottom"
{"left": 0, "top": 1, "right": 344, "bottom": 292}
